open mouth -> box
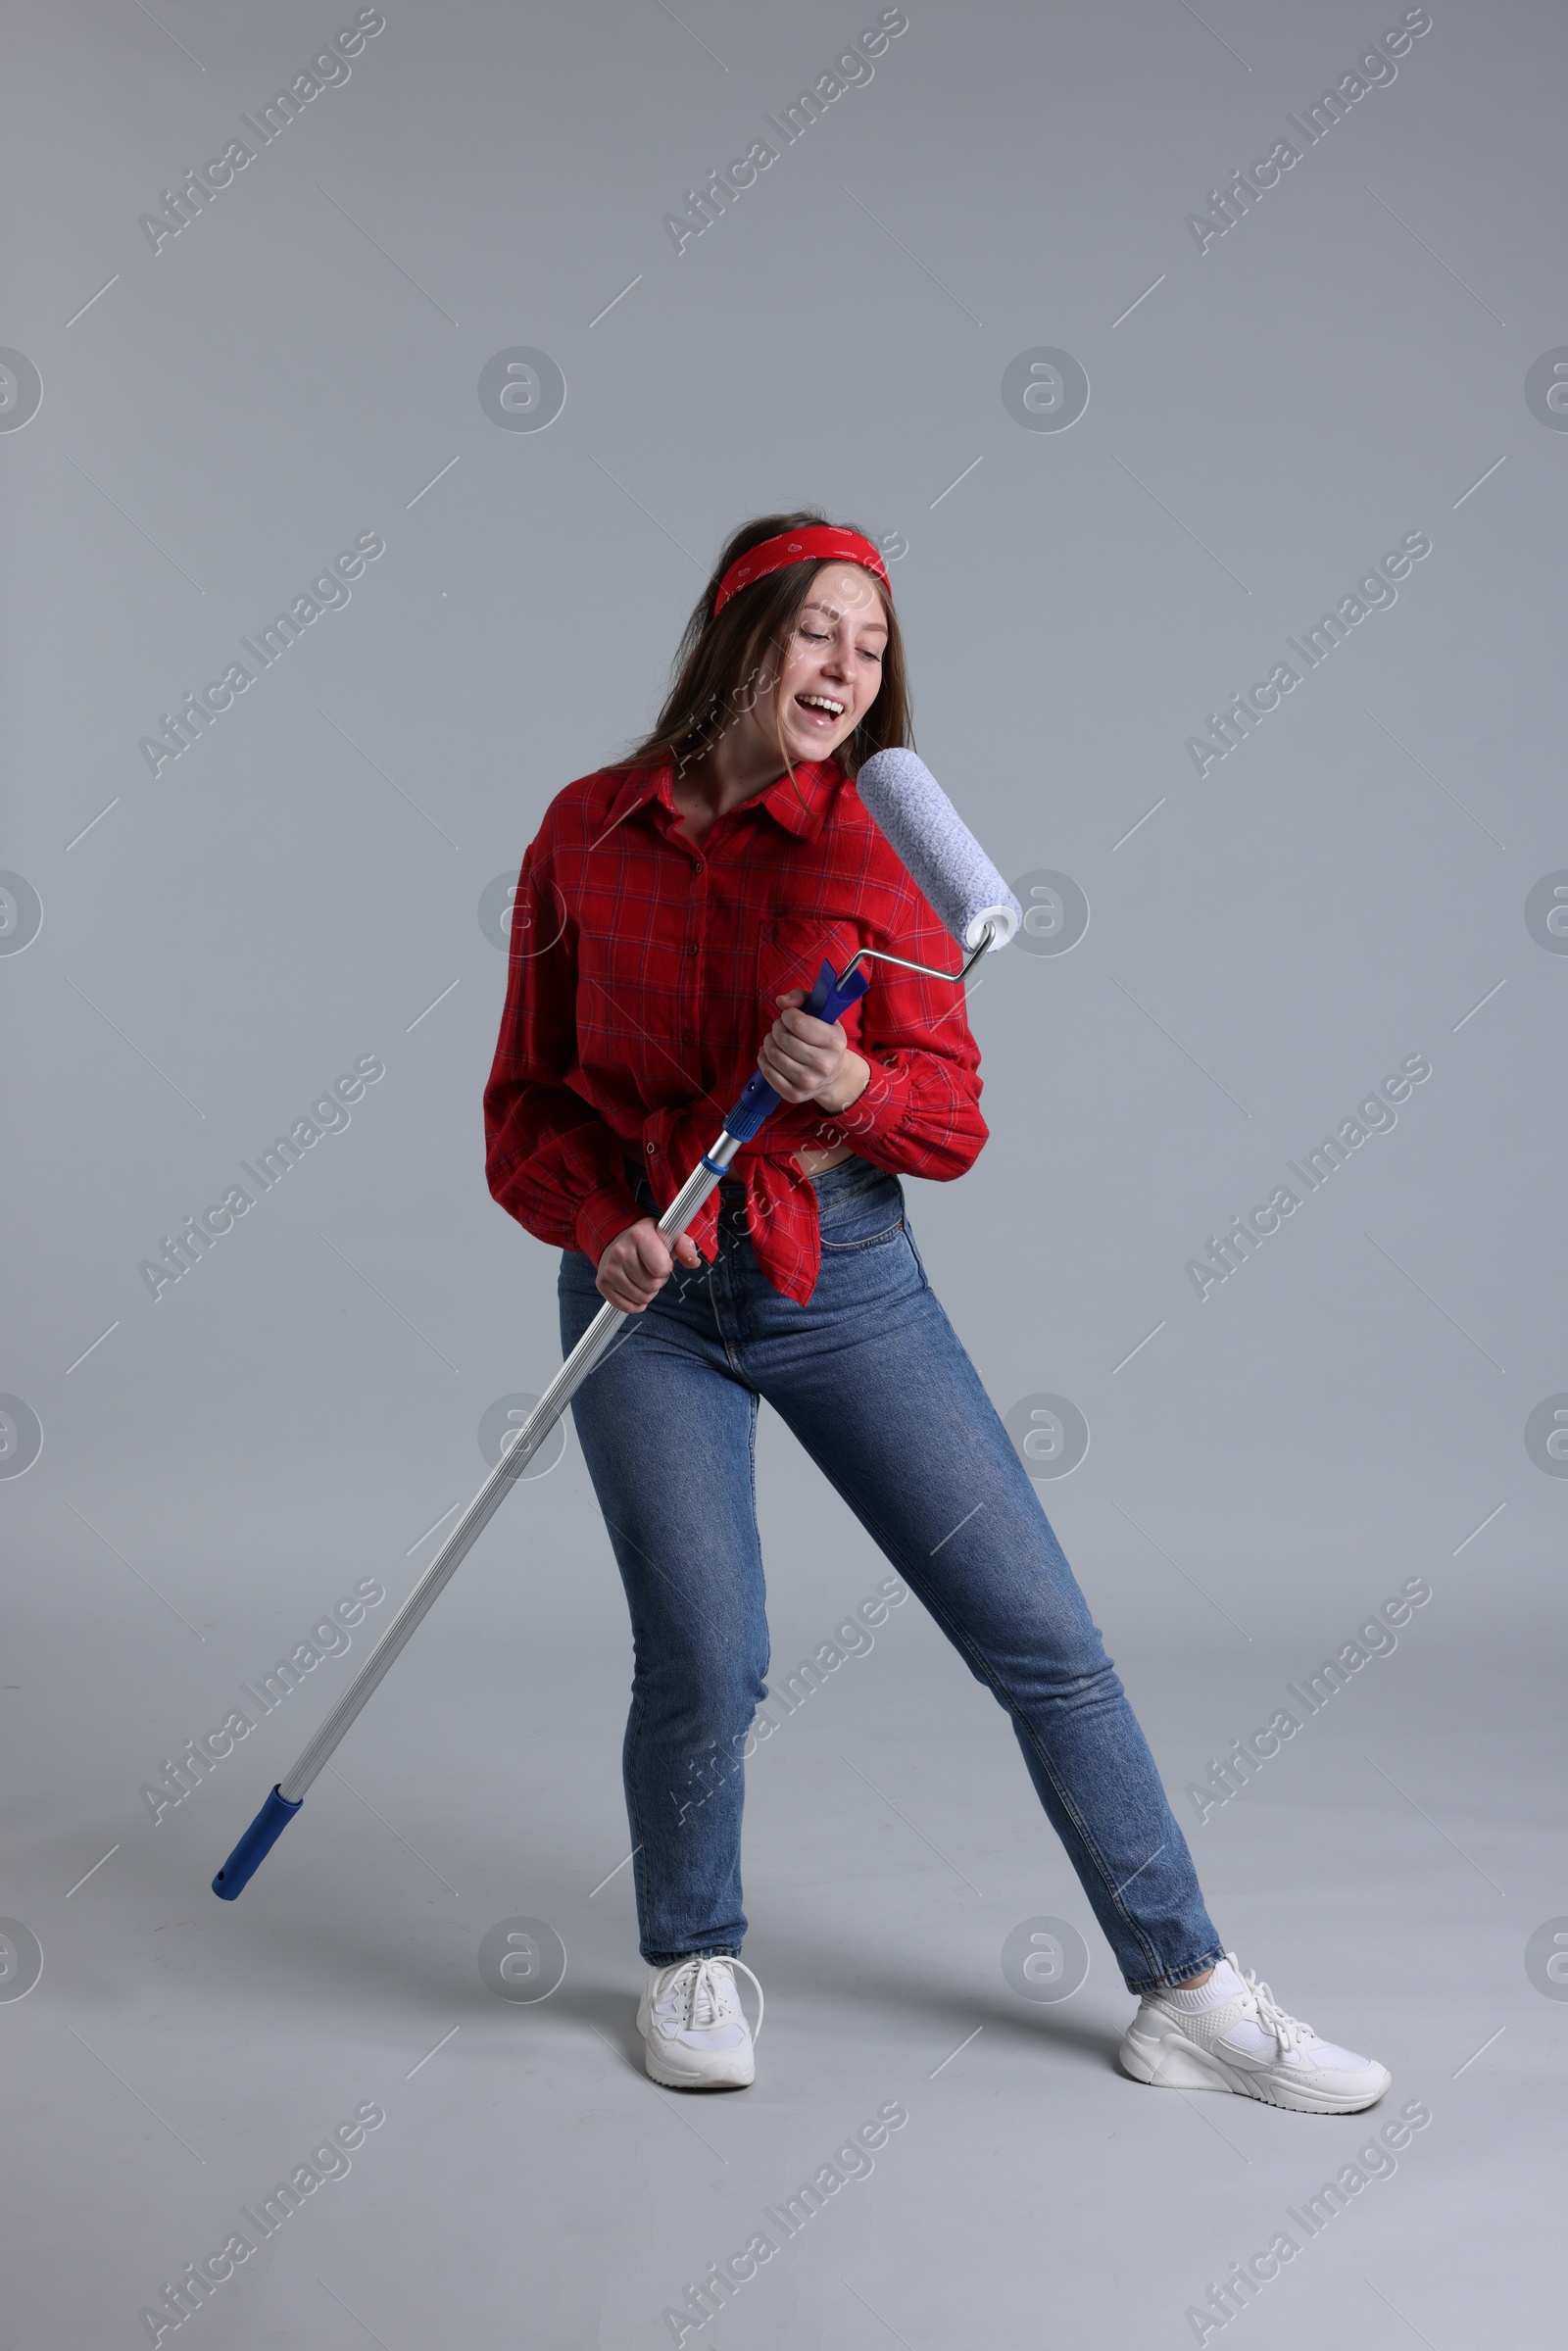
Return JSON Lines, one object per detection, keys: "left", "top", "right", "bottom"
{"left": 794, "top": 692, "right": 846, "bottom": 728}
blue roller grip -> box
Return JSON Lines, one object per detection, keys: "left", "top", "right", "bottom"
{"left": 719, "top": 955, "right": 873, "bottom": 1144}
{"left": 212, "top": 1785, "right": 303, "bottom": 1899}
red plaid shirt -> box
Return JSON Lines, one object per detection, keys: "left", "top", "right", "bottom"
{"left": 482, "top": 755, "right": 988, "bottom": 1304}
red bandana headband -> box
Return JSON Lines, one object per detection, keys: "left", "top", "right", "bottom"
{"left": 712, "top": 524, "right": 891, "bottom": 615}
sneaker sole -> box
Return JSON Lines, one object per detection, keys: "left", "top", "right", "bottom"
{"left": 636, "top": 2004, "right": 754, "bottom": 2090}
{"left": 642, "top": 2043, "right": 755, "bottom": 2090}
{"left": 1118, "top": 2021, "right": 1391, "bottom": 2114}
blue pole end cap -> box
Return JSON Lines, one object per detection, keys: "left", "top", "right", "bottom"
{"left": 212, "top": 1785, "right": 303, "bottom": 1900}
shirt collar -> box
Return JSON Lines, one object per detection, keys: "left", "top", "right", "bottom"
{"left": 603, "top": 757, "right": 841, "bottom": 843}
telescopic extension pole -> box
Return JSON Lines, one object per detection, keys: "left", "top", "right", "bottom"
{"left": 212, "top": 950, "right": 843, "bottom": 1894}
{"left": 212, "top": 927, "right": 994, "bottom": 1898}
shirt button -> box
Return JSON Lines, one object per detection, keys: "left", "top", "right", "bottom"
{"left": 685, "top": 942, "right": 699, "bottom": 955}
{"left": 646, "top": 1141, "right": 657, "bottom": 1153}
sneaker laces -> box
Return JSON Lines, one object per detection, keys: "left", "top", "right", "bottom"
{"left": 656, "top": 1955, "right": 764, "bottom": 2042}
{"left": 1230, "top": 1952, "right": 1317, "bottom": 2058}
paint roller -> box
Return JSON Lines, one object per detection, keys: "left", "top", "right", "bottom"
{"left": 854, "top": 747, "right": 1022, "bottom": 956}
{"left": 211, "top": 750, "right": 1020, "bottom": 1897}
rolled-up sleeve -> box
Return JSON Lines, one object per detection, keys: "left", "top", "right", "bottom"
{"left": 799, "top": 892, "right": 989, "bottom": 1180}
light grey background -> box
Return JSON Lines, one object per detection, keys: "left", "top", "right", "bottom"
{"left": 3, "top": 2, "right": 1563, "bottom": 2345}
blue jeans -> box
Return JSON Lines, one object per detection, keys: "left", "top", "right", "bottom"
{"left": 557, "top": 1154, "right": 1223, "bottom": 1994}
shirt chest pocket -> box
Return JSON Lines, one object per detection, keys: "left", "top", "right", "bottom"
{"left": 756, "top": 912, "right": 867, "bottom": 1030}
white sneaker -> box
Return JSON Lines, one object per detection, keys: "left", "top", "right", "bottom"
{"left": 636, "top": 1954, "right": 763, "bottom": 2090}
{"left": 1118, "top": 1952, "right": 1392, "bottom": 2114}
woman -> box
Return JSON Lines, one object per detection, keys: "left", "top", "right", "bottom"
{"left": 483, "top": 511, "right": 1389, "bottom": 2114}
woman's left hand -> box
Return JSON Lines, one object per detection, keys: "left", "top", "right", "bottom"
{"left": 759, "top": 990, "right": 871, "bottom": 1113}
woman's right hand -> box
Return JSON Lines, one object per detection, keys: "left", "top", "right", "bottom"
{"left": 597, "top": 1217, "right": 702, "bottom": 1312}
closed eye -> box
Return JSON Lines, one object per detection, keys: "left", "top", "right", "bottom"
{"left": 799, "top": 627, "right": 884, "bottom": 661}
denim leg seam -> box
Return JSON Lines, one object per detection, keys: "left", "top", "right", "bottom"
{"left": 933, "top": 1606, "right": 1167, "bottom": 1985}
{"left": 746, "top": 1392, "right": 770, "bottom": 1692}
{"left": 623, "top": 1684, "right": 657, "bottom": 1958}
{"left": 747, "top": 1391, "right": 760, "bottom": 1521}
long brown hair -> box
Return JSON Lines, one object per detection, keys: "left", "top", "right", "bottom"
{"left": 612, "top": 509, "right": 913, "bottom": 783}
